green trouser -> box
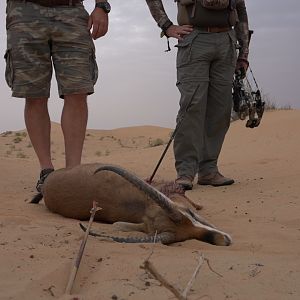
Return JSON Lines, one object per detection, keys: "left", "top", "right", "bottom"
{"left": 174, "top": 29, "right": 237, "bottom": 178}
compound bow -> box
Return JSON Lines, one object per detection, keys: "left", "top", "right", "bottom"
{"left": 232, "top": 30, "right": 265, "bottom": 128}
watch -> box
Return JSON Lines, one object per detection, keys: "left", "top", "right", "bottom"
{"left": 95, "top": 1, "right": 111, "bottom": 13}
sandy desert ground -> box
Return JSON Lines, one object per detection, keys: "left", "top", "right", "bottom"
{"left": 0, "top": 110, "right": 299, "bottom": 300}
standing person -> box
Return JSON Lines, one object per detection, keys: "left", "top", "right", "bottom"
{"left": 145, "top": 0, "right": 249, "bottom": 190}
{"left": 5, "top": 0, "right": 111, "bottom": 192}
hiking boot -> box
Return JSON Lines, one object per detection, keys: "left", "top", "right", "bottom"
{"left": 197, "top": 172, "right": 234, "bottom": 187}
{"left": 175, "top": 176, "right": 194, "bottom": 191}
{"left": 36, "top": 168, "right": 54, "bottom": 193}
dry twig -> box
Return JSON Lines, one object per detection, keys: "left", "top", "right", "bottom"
{"left": 143, "top": 259, "right": 185, "bottom": 300}
{"left": 141, "top": 247, "right": 223, "bottom": 300}
{"left": 182, "top": 253, "right": 205, "bottom": 298}
{"left": 141, "top": 231, "right": 185, "bottom": 299}
{"left": 204, "top": 257, "right": 223, "bottom": 278}
{"left": 65, "top": 201, "right": 101, "bottom": 295}
{"left": 145, "top": 230, "right": 158, "bottom": 261}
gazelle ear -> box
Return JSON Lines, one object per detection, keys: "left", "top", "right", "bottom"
{"left": 186, "top": 208, "right": 216, "bottom": 228}
{"left": 94, "top": 165, "right": 183, "bottom": 223}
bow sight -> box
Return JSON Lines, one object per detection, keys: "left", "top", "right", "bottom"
{"left": 232, "top": 30, "right": 265, "bottom": 128}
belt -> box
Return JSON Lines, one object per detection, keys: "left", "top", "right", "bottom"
{"left": 9, "top": 0, "right": 82, "bottom": 6}
{"left": 197, "top": 26, "right": 231, "bottom": 33}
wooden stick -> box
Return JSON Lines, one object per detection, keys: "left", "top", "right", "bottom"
{"left": 145, "top": 230, "right": 158, "bottom": 262}
{"left": 143, "top": 260, "right": 185, "bottom": 300}
{"left": 65, "top": 201, "right": 101, "bottom": 295}
{"left": 141, "top": 232, "right": 185, "bottom": 300}
{"left": 182, "top": 253, "right": 205, "bottom": 299}
{"left": 204, "top": 257, "right": 223, "bottom": 278}
{"left": 142, "top": 250, "right": 220, "bottom": 300}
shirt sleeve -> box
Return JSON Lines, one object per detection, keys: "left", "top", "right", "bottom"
{"left": 146, "top": 0, "right": 250, "bottom": 61}
{"left": 235, "top": 0, "right": 249, "bottom": 61}
{"left": 145, "top": 0, "right": 172, "bottom": 28}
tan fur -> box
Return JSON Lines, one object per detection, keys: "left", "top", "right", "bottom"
{"left": 42, "top": 163, "right": 232, "bottom": 246}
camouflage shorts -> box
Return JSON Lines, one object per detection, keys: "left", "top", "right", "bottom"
{"left": 5, "top": 1, "right": 98, "bottom": 99}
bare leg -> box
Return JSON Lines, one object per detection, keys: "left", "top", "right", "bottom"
{"left": 61, "top": 94, "right": 88, "bottom": 168}
{"left": 24, "top": 98, "right": 54, "bottom": 170}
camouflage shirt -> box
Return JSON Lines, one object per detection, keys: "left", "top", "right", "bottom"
{"left": 145, "top": 0, "right": 249, "bottom": 60}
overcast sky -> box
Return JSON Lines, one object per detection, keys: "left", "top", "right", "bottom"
{"left": 0, "top": 0, "right": 299, "bottom": 133}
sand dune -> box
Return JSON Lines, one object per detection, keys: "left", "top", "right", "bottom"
{"left": 0, "top": 110, "right": 299, "bottom": 300}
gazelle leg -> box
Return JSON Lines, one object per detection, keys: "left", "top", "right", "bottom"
{"left": 113, "top": 222, "right": 146, "bottom": 232}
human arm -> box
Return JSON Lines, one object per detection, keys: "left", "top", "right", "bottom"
{"left": 145, "top": 0, "right": 193, "bottom": 40}
{"left": 88, "top": 0, "right": 109, "bottom": 40}
{"left": 235, "top": 0, "right": 249, "bottom": 74}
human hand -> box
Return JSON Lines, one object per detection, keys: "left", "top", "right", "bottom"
{"left": 88, "top": 8, "right": 109, "bottom": 40}
{"left": 235, "top": 59, "right": 249, "bottom": 78}
{"left": 165, "top": 25, "right": 193, "bottom": 40}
